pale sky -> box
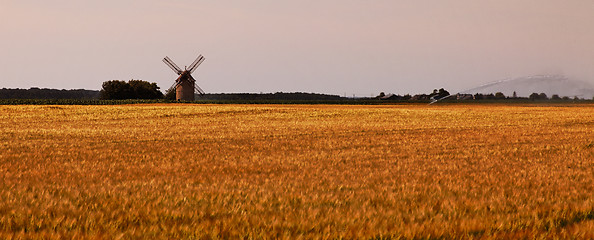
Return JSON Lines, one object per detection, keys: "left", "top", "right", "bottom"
{"left": 1, "top": 0, "right": 594, "bottom": 96}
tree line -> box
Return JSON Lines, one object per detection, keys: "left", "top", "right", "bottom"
{"left": 0, "top": 88, "right": 99, "bottom": 99}
{"left": 377, "top": 89, "right": 592, "bottom": 101}
{"left": 3, "top": 80, "right": 592, "bottom": 102}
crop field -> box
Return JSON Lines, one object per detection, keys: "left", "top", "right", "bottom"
{"left": 0, "top": 104, "right": 593, "bottom": 239}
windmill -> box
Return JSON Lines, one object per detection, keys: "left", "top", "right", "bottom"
{"left": 163, "top": 54, "right": 206, "bottom": 101}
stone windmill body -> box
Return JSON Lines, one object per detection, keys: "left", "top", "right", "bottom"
{"left": 163, "top": 55, "right": 205, "bottom": 101}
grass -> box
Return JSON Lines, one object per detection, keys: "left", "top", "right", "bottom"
{"left": 0, "top": 104, "right": 593, "bottom": 239}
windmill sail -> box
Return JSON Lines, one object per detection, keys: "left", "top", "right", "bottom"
{"left": 163, "top": 56, "right": 183, "bottom": 75}
{"left": 191, "top": 76, "right": 205, "bottom": 95}
{"left": 188, "top": 55, "right": 205, "bottom": 74}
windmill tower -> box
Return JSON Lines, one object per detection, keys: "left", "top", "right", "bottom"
{"left": 163, "top": 54, "right": 206, "bottom": 101}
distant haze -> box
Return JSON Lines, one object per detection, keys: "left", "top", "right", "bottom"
{"left": 2, "top": 1, "right": 594, "bottom": 96}
{"left": 459, "top": 75, "right": 594, "bottom": 99}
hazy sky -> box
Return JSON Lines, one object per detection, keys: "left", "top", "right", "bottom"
{"left": 2, "top": 0, "right": 594, "bottom": 96}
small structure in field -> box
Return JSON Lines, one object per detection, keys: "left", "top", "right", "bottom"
{"left": 457, "top": 93, "right": 474, "bottom": 100}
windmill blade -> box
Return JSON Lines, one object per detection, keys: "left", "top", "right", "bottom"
{"left": 187, "top": 55, "right": 204, "bottom": 74}
{"left": 169, "top": 80, "right": 179, "bottom": 90}
{"left": 194, "top": 84, "right": 205, "bottom": 95}
{"left": 188, "top": 75, "right": 205, "bottom": 95}
{"left": 166, "top": 80, "right": 180, "bottom": 94}
{"left": 187, "top": 55, "right": 205, "bottom": 74}
{"left": 163, "top": 56, "right": 183, "bottom": 75}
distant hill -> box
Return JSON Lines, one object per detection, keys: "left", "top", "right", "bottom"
{"left": 0, "top": 88, "right": 100, "bottom": 99}
{"left": 459, "top": 75, "right": 594, "bottom": 99}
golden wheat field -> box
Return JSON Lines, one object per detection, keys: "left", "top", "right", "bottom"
{"left": 0, "top": 104, "right": 593, "bottom": 239}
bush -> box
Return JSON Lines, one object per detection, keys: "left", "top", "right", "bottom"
{"left": 164, "top": 88, "right": 176, "bottom": 100}
{"left": 495, "top": 92, "right": 506, "bottom": 99}
{"left": 529, "top": 93, "right": 546, "bottom": 100}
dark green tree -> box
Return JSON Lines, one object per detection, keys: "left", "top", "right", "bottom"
{"left": 438, "top": 88, "right": 450, "bottom": 98}
{"left": 100, "top": 80, "right": 163, "bottom": 100}
{"left": 100, "top": 80, "right": 133, "bottom": 100}
{"left": 128, "top": 80, "right": 163, "bottom": 99}
{"left": 164, "top": 88, "right": 176, "bottom": 100}
{"left": 529, "top": 92, "right": 548, "bottom": 100}
{"left": 429, "top": 88, "right": 450, "bottom": 100}
{"left": 494, "top": 92, "right": 506, "bottom": 99}
{"left": 529, "top": 93, "right": 539, "bottom": 100}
